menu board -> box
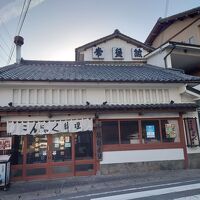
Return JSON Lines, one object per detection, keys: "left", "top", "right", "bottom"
{"left": 0, "top": 137, "right": 12, "bottom": 150}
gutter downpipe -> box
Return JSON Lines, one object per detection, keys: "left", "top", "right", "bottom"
{"left": 164, "top": 44, "right": 176, "bottom": 69}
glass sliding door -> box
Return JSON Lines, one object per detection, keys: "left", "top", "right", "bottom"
{"left": 75, "top": 131, "right": 95, "bottom": 174}
{"left": 52, "top": 133, "right": 72, "bottom": 162}
{"left": 11, "top": 131, "right": 96, "bottom": 180}
{"left": 26, "top": 135, "right": 48, "bottom": 164}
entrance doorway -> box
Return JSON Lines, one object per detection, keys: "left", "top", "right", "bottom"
{"left": 11, "top": 131, "right": 96, "bottom": 181}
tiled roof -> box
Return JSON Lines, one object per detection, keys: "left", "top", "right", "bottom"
{"left": 0, "top": 103, "right": 197, "bottom": 113}
{"left": 145, "top": 6, "right": 200, "bottom": 46}
{"left": 0, "top": 60, "right": 200, "bottom": 83}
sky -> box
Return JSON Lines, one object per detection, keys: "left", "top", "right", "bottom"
{"left": 0, "top": 0, "right": 200, "bottom": 68}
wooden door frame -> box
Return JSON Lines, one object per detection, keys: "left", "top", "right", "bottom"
{"left": 11, "top": 131, "right": 97, "bottom": 181}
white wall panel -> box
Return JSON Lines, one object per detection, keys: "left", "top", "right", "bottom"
{"left": 100, "top": 149, "right": 184, "bottom": 164}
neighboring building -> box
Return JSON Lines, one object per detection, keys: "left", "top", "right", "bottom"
{"left": 145, "top": 6, "right": 200, "bottom": 48}
{"left": 145, "top": 7, "right": 200, "bottom": 73}
{"left": 145, "top": 7, "right": 200, "bottom": 93}
{"left": 0, "top": 33, "right": 200, "bottom": 182}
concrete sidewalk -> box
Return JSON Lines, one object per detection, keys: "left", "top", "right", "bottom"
{"left": 1, "top": 169, "right": 200, "bottom": 200}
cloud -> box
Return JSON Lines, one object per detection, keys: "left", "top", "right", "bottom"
{"left": 0, "top": 0, "right": 46, "bottom": 24}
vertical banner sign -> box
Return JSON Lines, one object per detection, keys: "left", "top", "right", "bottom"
{"left": 184, "top": 118, "right": 200, "bottom": 147}
{"left": 96, "top": 121, "right": 103, "bottom": 161}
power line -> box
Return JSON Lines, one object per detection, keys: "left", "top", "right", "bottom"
{"left": 0, "top": 42, "right": 9, "bottom": 57}
{"left": 15, "top": 0, "right": 27, "bottom": 35}
{"left": 17, "top": 0, "right": 32, "bottom": 35}
{"left": 7, "top": 0, "right": 32, "bottom": 65}
{"left": 0, "top": 17, "right": 12, "bottom": 41}
{"left": 0, "top": 34, "right": 10, "bottom": 51}
{"left": 164, "top": 0, "right": 169, "bottom": 17}
{"left": 0, "top": 52, "right": 8, "bottom": 64}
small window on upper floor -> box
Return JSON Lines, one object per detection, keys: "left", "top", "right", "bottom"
{"left": 188, "top": 36, "right": 195, "bottom": 44}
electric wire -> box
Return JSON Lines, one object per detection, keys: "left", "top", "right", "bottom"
{"left": 0, "top": 34, "right": 10, "bottom": 51}
{"left": 7, "top": 0, "right": 32, "bottom": 65}
{"left": 7, "top": 0, "right": 27, "bottom": 64}
{"left": 0, "top": 17, "right": 12, "bottom": 41}
{"left": 160, "top": 0, "right": 169, "bottom": 45}
{"left": 15, "top": 0, "right": 27, "bottom": 35}
{"left": 0, "top": 43, "right": 10, "bottom": 57}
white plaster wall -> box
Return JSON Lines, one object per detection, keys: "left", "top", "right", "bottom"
{"left": 146, "top": 50, "right": 169, "bottom": 68}
{"left": 82, "top": 38, "right": 148, "bottom": 61}
{"left": 100, "top": 149, "right": 184, "bottom": 164}
{"left": 0, "top": 82, "right": 185, "bottom": 106}
{"left": 0, "top": 87, "right": 13, "bottom": 106}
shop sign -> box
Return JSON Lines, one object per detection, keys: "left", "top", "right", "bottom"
{"left": 112, "top": 47, "right": 124, "bottom": 60}
{"left": 165, "top": 124, "right": 176, "bottom": 138}
{"left": 0, "top": 137, "right": 12, "bottom": 150}
{"left": 92, "top": 47, "right": 104, "bottom": 59}
{"left": 132, "top": 48, "right": 143, "bottom": 58}
{"left": 7, "top": 118, "right": 93, "bottom": 135}
{"left": 146, "top": 125, "right": 155, "bottom": 139}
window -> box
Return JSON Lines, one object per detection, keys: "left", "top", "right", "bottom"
{"left": 120, "top": 121, "right": 139, "bottom": 144}
{"left": 161, "top": 120, "right": 180, "bottom": 143}
{"left": 142, "top": 120, "right": 160, "bottom": 143}
{"left": 101, "top": 118, "right": 181, "bottom": 146}
{"left": 102, "top": 121, "right": 119, "bottom": 144}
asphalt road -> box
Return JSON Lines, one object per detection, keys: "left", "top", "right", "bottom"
{"left": 1, "top": 169, "right": 200, "bottom": 200}
{"left": 41, "top": 178, "right": 200, "bottom": 200}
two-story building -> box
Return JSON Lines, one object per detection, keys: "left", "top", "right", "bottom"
{"left": 0, "top": 30, "right": 200, "bottom": 181}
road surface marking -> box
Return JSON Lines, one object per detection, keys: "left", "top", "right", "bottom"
{"left": 69, "top": 179, "right": 199, "bottom": 199}
{"left": 174, "top": 194, "right": 200, "bottom": 200}
{"left": 91, "top": 183, "right": 200, "bottom": 200}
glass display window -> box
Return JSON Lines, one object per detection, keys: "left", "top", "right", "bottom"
{"left": 102, "top": 121, "right": 119, "bottom": 144}
{"left": 26, "top": 135, "right": 47, "bottom": 164}
{"left": 52, "top": 133, "right": 72, "bottom": 162}
{"left": 120, "top": 121, "right": 139, "bottom": 144}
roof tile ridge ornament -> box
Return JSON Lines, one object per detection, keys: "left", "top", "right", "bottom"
{"left": 114, "top": 29, "right": 120, "bottom": 34}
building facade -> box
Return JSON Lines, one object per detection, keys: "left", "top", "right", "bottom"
{"left": 0, "top": 31, "right": 200, "bottom": 182}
